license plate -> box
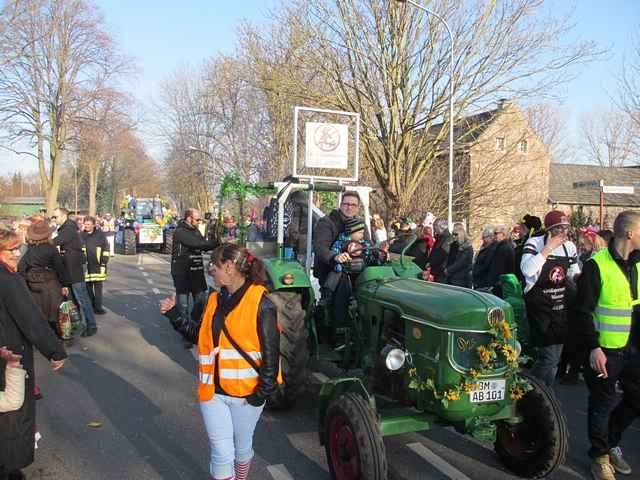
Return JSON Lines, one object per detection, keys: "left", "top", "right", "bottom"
{"left": 469, "top": 379, "right": 506, "bottom": 403}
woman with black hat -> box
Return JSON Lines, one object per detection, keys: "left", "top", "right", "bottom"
{"left": 520, "top": 210, "right": 581, "bottom": 387}
{"left": 18, "top": 221, "right": 71, "bottom": 336}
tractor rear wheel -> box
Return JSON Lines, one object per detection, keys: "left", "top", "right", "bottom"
{"left": 494, "top": 373, "right": 568, "bottom": 478}
{"left": 267, "top": 290, "right": 308, "bottom": 409}
{"left": 325, "top": 392, "right": 387, "bottom": 480}
{"left": 163, "top": 229, "right": 174, "bottom": 255}
{"left": 122, "top": 229, "right": 137, "bottom": 256}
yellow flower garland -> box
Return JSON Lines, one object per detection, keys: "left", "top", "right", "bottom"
{"left": 408, "top": 316, "right": 532, "bottom": 407}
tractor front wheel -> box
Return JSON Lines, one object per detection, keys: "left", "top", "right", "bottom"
{"left": 163, "top": 229, "right": 174, "bottom": 255}
{"left": 325, "top": 392, "right": 387, "bottom": 480}
{"left": 494, "top": 373, "right": 568, "bottom": 478}
{"left": 122, "top": 229, "right": 137, "bottom": 256}
{"left": 267, "top": 290, "right": 309, "bottom": 409}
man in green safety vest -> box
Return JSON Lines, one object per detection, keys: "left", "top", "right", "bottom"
{"left": 81, "top": 216, "right": 110, "bottom": 317}
{"left": 577, "top": 211, "right": 640, "bottom": 480}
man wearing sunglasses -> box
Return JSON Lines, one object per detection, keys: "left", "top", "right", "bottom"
{"left": 171, "top": 209, "right": 218, "bottom": 342}
{"left": 521, "top": 209, "right": 580, "bottom": 387}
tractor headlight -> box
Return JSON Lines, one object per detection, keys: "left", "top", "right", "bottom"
{"left": 514, "top": 340, "right": 522, "bottom": 358}
{"left": 281, "top": 273, "right": 295, "bottom": 285}
{"left": 381, "top": 345, "right": 406, "bottom": 371}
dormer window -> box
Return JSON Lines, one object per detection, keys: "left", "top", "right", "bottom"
{"left": 518, "top": 139, "right": 528, "bottom": 153}
{"left": 496, "top": 137, "right": 505, "bottom": 151}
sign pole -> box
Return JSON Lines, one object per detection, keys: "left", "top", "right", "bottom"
{"left": 599, "top": 180, "right": 605, "bottom": 230}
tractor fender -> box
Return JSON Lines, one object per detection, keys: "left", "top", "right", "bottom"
{"left": 317, "top": 377, "right": 375, "bottom": 445}
{"left": 264, "top": 259, "right": 312, "bottom": 290}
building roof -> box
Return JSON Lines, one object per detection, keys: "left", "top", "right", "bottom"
{"left": 549, "top": 164, "right": 640, "bottom": 207}
{"left": 428, "top": 108, "right": 501, "bottom": 145}
{"left": 1, "top": 196, "right": 45, "bottom": 205}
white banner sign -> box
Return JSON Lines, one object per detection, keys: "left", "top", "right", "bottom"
{"left": 305, "top": 122, "right": 349, "bottom": 169}
{"left": 602, "top": 185, "right": 635, "bottom": 195}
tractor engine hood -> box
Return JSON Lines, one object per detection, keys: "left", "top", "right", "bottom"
{"left": 369, "top": 278, "right": 511, "bottom": 331}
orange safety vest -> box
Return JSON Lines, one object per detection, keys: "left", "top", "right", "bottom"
{"left": 197, "top": 284, "right": 282, "bottom": 401}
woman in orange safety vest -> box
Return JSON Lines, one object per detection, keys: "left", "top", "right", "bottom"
{"left": 161, "top": 244, "right": 281, "bottom": 480}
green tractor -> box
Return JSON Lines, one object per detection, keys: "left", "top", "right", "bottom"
{"left": 219, "top": 175, "right": 568, "bottom": 479}
{"left": 115, "top": 197, "right": 173, "bottom": 255}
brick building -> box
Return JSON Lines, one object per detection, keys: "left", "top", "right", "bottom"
{"left": 426, "top": 100, "right": 551, "bottom": 240}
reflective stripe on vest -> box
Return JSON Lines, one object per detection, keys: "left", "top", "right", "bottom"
{"left": 196, "top": 284, "right": 283, "bottom": 402}
{"left": 591, "top": 249, "right": 640, "bottom": 348}
{"left": 83, "top": 245, "right": 108, "bottom": 282}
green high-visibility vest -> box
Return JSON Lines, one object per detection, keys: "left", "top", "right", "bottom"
{"left": 592, "top": 248, "right": 640, "bottom": 348}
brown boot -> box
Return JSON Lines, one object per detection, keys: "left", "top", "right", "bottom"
{"left": 591, "top": 454, "right": 617, "bottom": 480}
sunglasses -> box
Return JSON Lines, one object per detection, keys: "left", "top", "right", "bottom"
{"left": 341, "top": 202, "right": 359, "bottom": 208}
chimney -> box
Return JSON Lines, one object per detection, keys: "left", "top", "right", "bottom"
{"left": 497, "top": 98, "right": 508, "bottom": 110}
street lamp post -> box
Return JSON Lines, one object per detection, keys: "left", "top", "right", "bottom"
{"left": 395, "top": 0, "right": 455, "bottom": 229}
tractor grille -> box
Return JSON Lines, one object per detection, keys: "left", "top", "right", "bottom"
{"left": 451, "top": 332, "right": 508, "bottom": 371}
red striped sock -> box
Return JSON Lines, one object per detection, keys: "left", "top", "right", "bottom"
{"left": 234, "top": 460, "right": 251, "bottom": 480}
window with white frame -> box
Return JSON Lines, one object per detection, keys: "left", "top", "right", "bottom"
{"left": 518, "top": 139, "right": 528, "bottom": 153}
{"left": 496, "top": 137, "right": 505, "bottom": 151}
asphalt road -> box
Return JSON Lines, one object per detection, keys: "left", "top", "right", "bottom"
{"left": 24, "top": 252, "right": 640, "bottom": 480}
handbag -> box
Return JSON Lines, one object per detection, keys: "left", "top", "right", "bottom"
{"left": 59, "top": 299, "right": 83, "bottom": 338}
{"left": 0, "top": 367, "right": 26, "bottom": 413}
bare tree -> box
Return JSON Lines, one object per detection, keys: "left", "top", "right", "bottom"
{"left": 580, "top": 108, "right": 638, "bottom": 167}
{"left": 523, "top": 102, "right": 574, "bottom": 163}
{"left": 153, "top": 64, "right": 217, "bottom": 210}
{"left": 0, "top": 0, "right": 131, "bottom": 213}
{"left": 264, "top": 0, "right": 601, "bottom": 214}
{"left": 618, "top": 29, "right": 640, "bottom": 133}
{"left": 237, "top": 7, "right": 341, "bottom": 180}
{"left": 72, "top": 88, "right": 136, "bottom": 215}
{"left": 201, "top": 55, "right": 274, "bottom": 180}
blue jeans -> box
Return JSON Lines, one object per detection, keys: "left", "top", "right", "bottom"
{"left": 72, "top": 281, "right": 96, "bottom": 329}
{"left": 200, "top": 394, "right": 264, "bottom": 479}
{"left": 177, "top": 290, "right": 208, "bottom": 322}
{"left": 530, "top": 344, "right": 564, "bottom": 387}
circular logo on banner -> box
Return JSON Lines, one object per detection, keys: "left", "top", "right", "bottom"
{"left": 548, "top": 265, "right": 566, "bottom": 285}
{"left": 314, "top": 124, "right": 341, "bottom": 152}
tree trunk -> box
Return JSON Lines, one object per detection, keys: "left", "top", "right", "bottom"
{"left": 88, "top": 162, "right": 98, "bottom": 216}
{"left": 45, "top": 141, "right": 63, "bottom": 214}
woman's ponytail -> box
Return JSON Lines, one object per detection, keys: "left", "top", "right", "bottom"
{"left": 210, "top": 243, "right": 268, "bottom": 285}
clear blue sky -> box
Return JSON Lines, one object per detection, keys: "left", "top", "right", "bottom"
{"left": 1, "top": 0, "right": 638, "bottom": 173}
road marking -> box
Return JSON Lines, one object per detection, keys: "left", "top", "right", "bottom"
{"left": 152, "top": 288, "right": 161, "bottom": 295}
{"left": 138, "top": 266, "right": 145, "bottom": 271}
{"left": 146, "top": 279, "right": 154, "bottom": 285}
{"left": 312, "top": 372, "right": 330, "bottom": 383}
{"left": 407, "top": 442, "right": 472, "bottom": 480}
{"left": 266, "top": 464, "right": 294, "bottom": 480}
{"left": 142, "top": 272, "right": 149, "bottom": 277}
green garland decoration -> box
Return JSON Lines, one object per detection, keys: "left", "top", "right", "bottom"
{"left": 408, "top": 319, "right": 532, "bottom": 409}
{"left": 218, "top": 172, "right": 275, "bottom": 244}
{"left": 218, "top": 171, "right": 275, "bottom": 202}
